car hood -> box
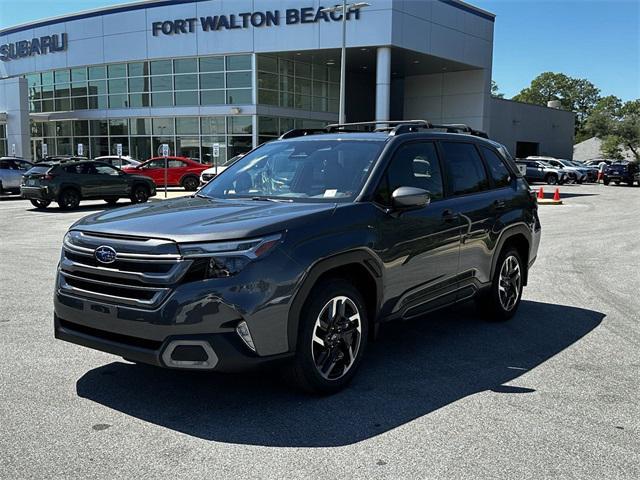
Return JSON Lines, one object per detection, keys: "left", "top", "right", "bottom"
{"left": 71, "top": 196, "right": 337, "bottom": 243}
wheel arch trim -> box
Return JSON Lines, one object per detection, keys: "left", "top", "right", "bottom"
{"left": 286, "top": 249, "right": 383, "bottom": 352}
{"left": 490, "top": 223, "right": 532, "bottom": 286}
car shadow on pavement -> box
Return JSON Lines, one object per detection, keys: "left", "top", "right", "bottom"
{"left": 76, "top": 300, "right": 604, "bottom": 447}
{"left": 25, "top": 202, "right": 135, "bottom": 213}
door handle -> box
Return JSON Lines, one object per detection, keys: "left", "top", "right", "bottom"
{"left": 493, "top": 200, "right": 507, "bottom": 210}
{"left": 442, "top": 209, "right": 458, "bottom": 222}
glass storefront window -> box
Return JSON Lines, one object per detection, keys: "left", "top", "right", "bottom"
{"left": 227, "top": 72, "right": 251, "bottom": 88}
{"left": 90, "top": 137, "right": 109, "bottom": 157}
{"left": 130, "top": 118, "right": 151, "bottom": 136}
{"left": 201, "top": 136, "right": 227, "bottom": 164}
{"left": 73, "top": 121, "right": 89, "bottom": 136}
{"left": 152, "top": 118, "right": 175, "bottom": 136}
{"left": 151, "top": 75, "right": 172, "bottom": 91}
{"left": 200, "top": 73, "right": 224, "bottom": 89}
{"left": 175, "top": 91, "right": 198, "bottom": 106}
{"left": 26, "top": 73, "right": 41, "bottom": 87}
{"left": 227, "top": 89, "right": 251, "bottom": 104}
{"left": 108, "top": 78, "right": 127, "bottom": 94}
{"left": 55, "top": 98, "right": 71, "bottom": 111}
{"left": 176, "top": 137, "right": 200, "bottom": 159}
{"left": 56, "top": 137, "right": 72, "bottom": 155}
{"left": 42, "top": 99, "right": 54, "bottom": 112}
{"left": 71, "top": 68, "right": 87, "bottom": 82}
{"left": 279, "top": 59, "right": 294, "bottom": 76}
{"left": 108, "top": 94, "right": 128, "bottom": 109}
{"left": 201, "top": 117, "right": 225, "bottom": 135}
{"left": 258, "top": 55, "right": 278, "bottom": 73}
{"left": 90, "top": 120, "right": 109, "bottom": 136}
{"left": 258, "top": 89, "right": 278, "bottom": 106}
{"left": 174, "top": 74, "right": 198, "bottom": 90}
{"left": 88, "top": 96, "right": 108, "bottom": 109}
{"left": 109, "top": 119, "right": 128, "bottom": 136}
{"left": 54, "top": 69, "right": 70, "bottom": 83}
{"left": 152, "top": 137, "right": 175, "bottom": 158}
{"left": 229, "top": 116, "right": 252, "bottom": 135}
{"left": 129, "top": 93, "right": 150, "bottom": 107}
{"left": 88, "top": 80, "right": 107, "bottom": 95}
{"left": 226, "top": 55, "right": 251, "bottom": 71}
{"left": 128, "top": 62, "right": 148, "bottom": 77}
{"left": 88, "top": 66, "right": 106, "bottom": 80}
{"left": 258, "top": 72, "right": 278, "bottom": 90}
{"left": 258, "top": 117, "right": 278, "bottom": 137}
{"left": 151, "top": 92, "right": 173, "bottom": 107}
{"left": 130, "top": 136, "right": 151, "bottom": 160}
{"left": 176, "top": 117, "right": 199, "bottom": 135}
{"left": 201, "top": 90, "right": 225, "bottom": 105}
{"left": 295, "top": 62, "right": 311, "bottom": 79}
{"left": 41, "top": 71, "right": 54, "bottom": 85}
{"left": 174, "top": 58, "right": 197, "bottom": 74}
{"left": 228, "top": 136, "right": 252, "bottom": 158}
{"left": 71, "top": 82, "right": 88, "bottom": 96}
{"left": 41, "top": 84, "right": 54, "bottom": 99}
{"left": 199, "top": 56, "right": 225, "bottom": 72}
{"left": 108, "top": 63, "right": 127, "bottom": 78}
{"left": 72, "top": 97, "right": 88, "bottom": 110}
{"left": 73, "top": 138, "right": 89, "bottom": 156}
{"left": 54, "top": 83, "right": 70, "bottom": 97}
{"left": 109, "top": 137, "right": 129, "bottom": 156}
{"left": 129, "top": 77, "right": 149, "bottom": 92}
{"left": 150, "top": 60, "right": 172, "bottom": 75}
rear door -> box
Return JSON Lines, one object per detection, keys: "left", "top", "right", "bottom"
{"left": 375, "top": 141, "right": 462, "bottom": 319}
{"left": 439, "top": 141, "right": 498, "bottom": 298}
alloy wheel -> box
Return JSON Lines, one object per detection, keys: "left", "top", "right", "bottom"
{"left": 498, "top": 255, "right": 521, "bottom": 311}
{"left": 311, "top": 296, "right": 362, "bottom": 380}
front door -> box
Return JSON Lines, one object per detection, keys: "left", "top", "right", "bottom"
{"left": 92, "top": 163, "right": 127, "bottom": 197}
{"left": 374, "top": 141, "right": 462, "bottom": 320}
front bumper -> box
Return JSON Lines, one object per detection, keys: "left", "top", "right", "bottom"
{"left": 54, "top": 245, "right": 302, "bottom": 371}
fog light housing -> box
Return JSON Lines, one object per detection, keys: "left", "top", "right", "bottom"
{"left": 236, "top": 321, "right": 256, "bottom": 352}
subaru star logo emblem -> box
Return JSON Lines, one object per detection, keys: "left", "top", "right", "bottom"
{"left": 95, "top": 245, "right": 117, "bottom": 264}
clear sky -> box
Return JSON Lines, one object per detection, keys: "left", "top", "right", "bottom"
{"left": 1, "top": 0, "right": 638, "bottom": 101}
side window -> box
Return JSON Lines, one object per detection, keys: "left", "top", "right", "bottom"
{"left": 374, "top": 142, "right": 444, "bottom": 206}
{"left": 143, "top": 160, "right": 163, "bottom": 169}
{"left": 95, "top": 164, "right": 119, "bottom": 176}
{"left": 0, "top": 160, "right": 9, "bottom": 170}
{"left": 441, "top": 142, "right": 490, "bottom": 196}
{"left": 63, "top": 164, "right": 80, "bottom": 174}
{"left": 168, "top": 159, "right": 187, "bottom": 168}
{"left": 481, "top": 146, "right": 512, "bottom": 188}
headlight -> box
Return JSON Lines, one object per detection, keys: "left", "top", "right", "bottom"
{"left": 180, "top": 234, "right": 282, "bottom": 278}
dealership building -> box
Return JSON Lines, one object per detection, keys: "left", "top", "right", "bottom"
{"left": 0, "top": 0, "right": 575, "bottom": 163}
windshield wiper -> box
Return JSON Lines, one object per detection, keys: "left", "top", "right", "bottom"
{"left": 194, "top": 192, "right": 212, "bottom": 199}
{"left": 250, "top": 196, "right": 293, "bottom": 203}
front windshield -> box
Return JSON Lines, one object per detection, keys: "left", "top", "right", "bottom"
{"left": 199, "top": 139, "right": 384, "bottom": 202}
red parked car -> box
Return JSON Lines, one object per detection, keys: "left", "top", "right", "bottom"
{"left": 123, "top": 156, "right": 209, "bottom": 191}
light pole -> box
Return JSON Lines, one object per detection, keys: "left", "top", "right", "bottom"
{"left": 321, "top": 2, "right": 370, "bottom": 124}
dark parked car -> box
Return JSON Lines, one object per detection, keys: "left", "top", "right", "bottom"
{"left": 0, "top": 157, "right": 32, "bottom": 195}
{"left": 603, "top": 161, "right": 639, "bottom": 186}
{"left": 21, "top": 160, "right": 156, "bottom": 209}
{"left": 54, "top": 120, "right": 541, "bottom": 393}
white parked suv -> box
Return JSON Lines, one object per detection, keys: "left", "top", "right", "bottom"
{"left": 199, "top": 154, "right": 244, "bottom": 186}
{"left": 526, "top": 156, "right": 588, "bottom": 184}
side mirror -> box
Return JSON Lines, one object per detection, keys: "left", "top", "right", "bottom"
{"left": 391, "top": 186, "right": 430, "bottom": 210}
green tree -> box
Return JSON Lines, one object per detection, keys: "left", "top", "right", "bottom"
{"left": 491, "top": 80, "right": 504, "bottom": 98}
{"left": 513, "top": 72, "right": 601, "bottom": 135}
{"left": 600, "top": 135, "right": 625, "bottom": 160}
{"left": 586, "top": 98, "right": 640, "bottom": 160}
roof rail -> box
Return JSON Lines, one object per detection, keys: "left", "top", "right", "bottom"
{"left": 279, "top": 128, "right": 328, "bottom": 139}
{"left": 325, "top": 120, "right": 433, "bottom": 133}
{"left": 432, "top": 123, "right": 489, "bottom": 138}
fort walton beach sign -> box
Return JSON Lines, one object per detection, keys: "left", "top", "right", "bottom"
{"left": 151, "top": 6, "right": 362, "bottom": 36}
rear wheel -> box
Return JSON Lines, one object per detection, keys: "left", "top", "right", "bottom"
{"left": 285, "top": 280, "right": 368, "bottom": 394}
{"left": 182, "top": 175, "right": 199, "bottom": 191}
{"left": 478, "top": 247, "right": 524, "bottom": 321}
{"left": 57, "top": 189, "right": 81, "bottom": 210}
{"left": 545, "top": 174, "right": 558, "bottom": 185}
{"left": 30, "top": 199, "right": 51, "bottom": 209}
{"left": 130, "top": 185, "right": 149, "bottom": 203}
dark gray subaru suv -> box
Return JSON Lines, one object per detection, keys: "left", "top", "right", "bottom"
{"left": 54, "top": 121, "right": 541, "bottom": 393}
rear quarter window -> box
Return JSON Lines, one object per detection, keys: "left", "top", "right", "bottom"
{"left": 25, "top": 166, "right": 52, "bottom": 175}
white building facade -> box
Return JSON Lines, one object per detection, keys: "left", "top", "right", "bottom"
{"left": 0, "top": 0, "right": 573, "bottom": 161}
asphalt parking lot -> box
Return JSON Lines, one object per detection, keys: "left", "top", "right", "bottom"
{"left": 1, "top": 183, "right": 639, "bottom": 479}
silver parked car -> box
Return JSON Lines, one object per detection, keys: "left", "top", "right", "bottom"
{"left": 0, "top": 157, "right": 33, "bottom": 195}
{"left": 94, "top": 155, "right": 141, "bottom": 168}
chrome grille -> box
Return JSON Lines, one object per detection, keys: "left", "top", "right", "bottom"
{"left": 58, "top": 231, "right": 192, "bottom": 309}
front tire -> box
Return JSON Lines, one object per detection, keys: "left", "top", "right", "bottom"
{"left": 182, "top": 175, "right": 199, "bottom": 191}
{"left": 30, "top": 199, "right": 51, "bottom": 209}
{"left": 57, "top": 189, "right": 81, "bottom": 210}
{"left": 286, "top": 280, "right": 368, "bottom": 394}
{"left": 130, "top": 185, "right": 149, "bottom": 203}
{"left": 478, "top": 248, "right": 524, "bottom": 321}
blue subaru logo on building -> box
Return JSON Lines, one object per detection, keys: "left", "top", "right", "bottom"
{"left": 95, "top": 245, "right": 117, "bottom": 264}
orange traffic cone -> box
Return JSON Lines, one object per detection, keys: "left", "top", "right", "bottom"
{"left": 553, "top": 188, "right": 561, "bottom": 201}
{"left": 537, "top": 187, "right": 544, "bottom": 199}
